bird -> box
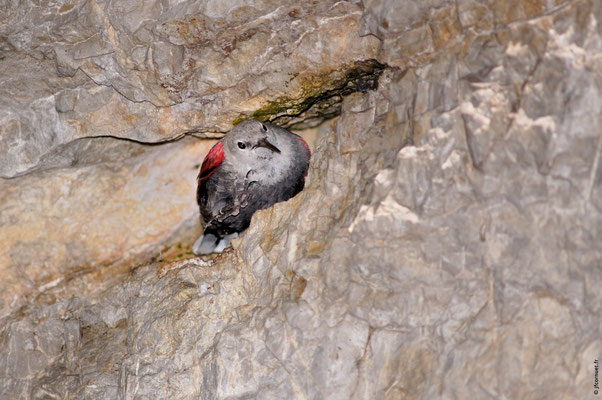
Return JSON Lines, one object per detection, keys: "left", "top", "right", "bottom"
{"left": 192, "top": 119, "right": 311, "bottom": 255}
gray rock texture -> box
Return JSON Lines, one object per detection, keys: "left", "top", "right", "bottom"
{"left": 0, "top": 0, "right": 380, "bottom": 177}
{"left": 0, "top": 136, "right": 215, "bottom": 316}
{"left": 1, "top": 0, "right": 601, "bottom": 399}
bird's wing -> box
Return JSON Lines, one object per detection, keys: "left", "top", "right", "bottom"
{"left": 297, "top": 135, "right": 311, "bottom": 156}
{"left": 294, "top": 135, "right": 311, "bottom": 181}
{"left": 197, "top": 141, "right": 226, "bottom": 218}
{"left": 197, "top": 141, "right": 225, "bottom": 183}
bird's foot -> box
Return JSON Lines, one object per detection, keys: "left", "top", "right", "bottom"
{"left": 214, "top": 232, "right": 239, "bottom": 253}
{"left": 192, "top": 232, "right": 219, "bottom": 255}
{"left": 192, "top": 232, "right": 239, "bottom": 255}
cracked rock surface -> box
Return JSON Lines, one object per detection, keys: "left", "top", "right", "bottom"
{"left": 1, "top": 0, "right": 601, "bottom": 398}
{"left": 0, "top": 0, "right": 380, "bottom": 178}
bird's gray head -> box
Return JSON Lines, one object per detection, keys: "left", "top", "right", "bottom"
{"left": 223, "top": 119, "right": 282, "bottom": 173}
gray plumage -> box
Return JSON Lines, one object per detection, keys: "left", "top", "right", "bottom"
{"left": 193, "top": 119, "right": 311, "bottom": 255}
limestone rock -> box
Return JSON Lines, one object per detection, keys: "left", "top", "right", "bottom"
{"left": 0, "top": 0, "right": 601, "bottom": 399}
{"left": 0, "top": 137, "right": 213, "bottom": 317}
{"left": 0, "top": 0, "right": 380, "bottom": 177}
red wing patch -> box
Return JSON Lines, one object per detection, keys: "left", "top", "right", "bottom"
{"left": 197, "top": 141, "right": 225, "bottom": 183}
{"left": 297, "top": 136, "right": 311, "bottom": 179}
{"left": 298, "top": 136, "right": 311, "bottom": 157}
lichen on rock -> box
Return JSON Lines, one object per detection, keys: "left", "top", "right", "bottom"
{"left": 233, "top": 59, "right": 386, "bottom": 129}
{"left": 0, "top": 0, "right": 601, "bottom": 399}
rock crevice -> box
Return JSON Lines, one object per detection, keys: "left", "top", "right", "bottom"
{"left": 0, "top": 0, "right": 600, "bottom": 398}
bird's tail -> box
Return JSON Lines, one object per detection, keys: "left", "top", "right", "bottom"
{"left": 192, "top": 231, "right": 239, "bottom": 255}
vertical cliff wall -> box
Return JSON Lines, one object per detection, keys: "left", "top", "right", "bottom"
{"left": 0, "top": 0, "right": 601, "bottom": 398}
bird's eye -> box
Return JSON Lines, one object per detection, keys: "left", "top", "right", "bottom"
{"left": 237, "top": 142, "right": 246, "bottom": 149}
{"left": 261, "top": 124, "right": 267, "bottom": 132}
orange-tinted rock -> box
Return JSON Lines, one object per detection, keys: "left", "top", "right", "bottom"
{"left": 0, "top": 138, "right": 214, "bottom": 316}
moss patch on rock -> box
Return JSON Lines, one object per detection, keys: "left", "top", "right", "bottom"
{"left": 233, "top": 59, "right": 386, "bottom": 129}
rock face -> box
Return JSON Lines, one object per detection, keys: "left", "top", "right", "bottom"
{"left": 0, "top": 0, "right": 381, "bottom": 178}
{"left": 0, "top": 137, "right": 214, "bottom": 316}
{"left": 1, "top": 0, "right": 601, "bottom": 399}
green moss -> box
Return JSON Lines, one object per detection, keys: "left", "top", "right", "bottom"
{"left": 233, "top": 59, "right": 386, "bottom": 127}
{"left": 232, "top": 116, "right": 247, "bottom": 126}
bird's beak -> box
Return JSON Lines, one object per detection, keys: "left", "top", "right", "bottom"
{"left": 253, "top": 137, "right": 281, "bottom": 153}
